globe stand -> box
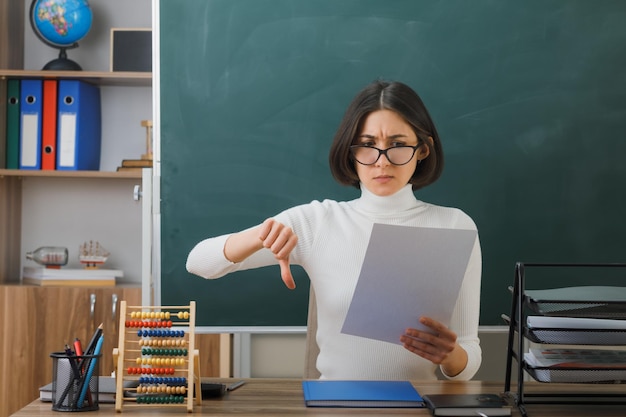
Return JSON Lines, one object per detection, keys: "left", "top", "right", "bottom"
{"left": 42, "top": 47, "right": 82, "bottom": 71}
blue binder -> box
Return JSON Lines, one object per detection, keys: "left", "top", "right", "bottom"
{"left": 56, "top": 80, "right": 101, "bottom": 171}
{"left": 19, "top": 79, "right": 43, "bottom": 170}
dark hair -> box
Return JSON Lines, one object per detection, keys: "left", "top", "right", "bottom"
{"left": 329, "top": 80, "right": 444, "bottom": 190}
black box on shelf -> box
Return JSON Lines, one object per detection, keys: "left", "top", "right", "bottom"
{"left": 110, "top": 28, "right": 152, "bottom": 72}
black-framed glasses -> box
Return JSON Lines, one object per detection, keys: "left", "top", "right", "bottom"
{"left": 349, "top": 144, "right": 422, "bottom": 166}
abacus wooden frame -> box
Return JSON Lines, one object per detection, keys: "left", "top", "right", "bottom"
{"left": 113, "top": 301, "right": 201, "bottom": 413}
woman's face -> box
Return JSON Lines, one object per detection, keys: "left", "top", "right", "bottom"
{"left": 353, "top": 109, "right": 429, "bottom": 197}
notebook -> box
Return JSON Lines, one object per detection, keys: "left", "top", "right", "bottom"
{"left": 423, "top": 393, "right": 511, "bottom": 416}
{"left": 302, "top": 380, "right": 424, "bottom": 408}
{"left": 39, "top": 376, "right": 137, "bottom": 403}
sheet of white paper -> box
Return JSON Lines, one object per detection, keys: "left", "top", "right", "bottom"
{"left": 340, "top": 224, "right": 477, "bottom": 345}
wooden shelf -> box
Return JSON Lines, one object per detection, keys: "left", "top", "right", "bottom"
{"left": 0, "top": 169, "right": 143, "bottom": 179}
{"left": 0, "top": 69, "right": 151, "bottom": 86}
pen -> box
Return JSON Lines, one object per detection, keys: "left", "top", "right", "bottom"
{"left": 227, "top": 380, "right": 245, "bottom": 392}
{"left": 73, "top": 338, "right": 85, "bottom": 370}
{"left": 77, "top": 335, "right": 104, "bottom": 408}
{"left": 64, "top": 344, "right": 81, "bottom": 379}
{"left": 55, "top": 346, "right": 81, "bottom": 409}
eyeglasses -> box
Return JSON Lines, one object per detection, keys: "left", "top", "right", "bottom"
{"left": 349, "top": 144, "right": 422, "bottom": 166}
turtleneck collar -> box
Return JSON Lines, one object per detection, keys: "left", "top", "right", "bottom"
{"left": 353, "top": 184, "right": 421, "bottom": 214}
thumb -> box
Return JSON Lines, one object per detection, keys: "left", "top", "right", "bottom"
{"left": 279, "top": 258, "right": 296, "bottom": 290}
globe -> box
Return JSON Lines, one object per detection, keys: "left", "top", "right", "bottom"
{"left": 30, "top": 0, "right": 94, "bottom": 70}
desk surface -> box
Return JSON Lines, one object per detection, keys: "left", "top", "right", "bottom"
{"left": 12, "top": 378, "right": 626, "bottom": 416}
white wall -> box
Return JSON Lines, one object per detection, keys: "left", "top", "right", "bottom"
{"left": 250, "top": 333, "right": 308, "bottom": 378}
{"left": 247, "top": 329, "right": 513, "bottom": 382}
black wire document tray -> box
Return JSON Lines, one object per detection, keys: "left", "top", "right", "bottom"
{"left": 503, "top": 263, "right": 626, "bottom": 417}
{"left": 524, "top": 348, "right": 626, "bottom": 383}
{"left": 523, "top": 361, "right": 626, "bottom": 384}
{"left": 526, "top": 316, "right": 626, "bottom": 345}
{"left": 525, "top": 286, "right": 626, "bottom": 319}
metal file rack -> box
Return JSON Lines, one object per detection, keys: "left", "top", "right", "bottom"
{"left": 503, "top": 262, "right": 626, "bottom": 417}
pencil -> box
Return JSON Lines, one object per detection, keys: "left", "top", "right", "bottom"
{"left": 227, "top": 380, "right": 246, "bottom": 392}
{"left": 84, "top": 323, "right": 103, "bottom": 356}
{"left": 77, "top": 335, "right": 104, "bottom": 408}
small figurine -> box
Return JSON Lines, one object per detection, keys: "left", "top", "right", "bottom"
{"left": 79, "top": 241, "right": 110, "bottom": 269}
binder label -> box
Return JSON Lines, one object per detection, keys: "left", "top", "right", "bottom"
{"left": 59, "top": 113, "right": 77, "bottom": 167}
{"left": 21, "top": 113, "right": 40, "bottom": 167}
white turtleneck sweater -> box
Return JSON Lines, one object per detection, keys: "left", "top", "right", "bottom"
{"left": 186, "top": 184, "right": 482, "bottom": 381}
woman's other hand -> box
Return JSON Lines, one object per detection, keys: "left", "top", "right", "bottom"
{"left": 400, "top": 316, "right": 468, "bottom": 377}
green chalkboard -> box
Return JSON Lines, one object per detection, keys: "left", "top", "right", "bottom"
{"left": 159, "top": 0, "right": 626, "bottom": 327}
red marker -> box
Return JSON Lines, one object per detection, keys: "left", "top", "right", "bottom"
{"left": 74, "top": 338, "right": 83, "bottom": 357}
{"left": 73, "top": 337, "right": 93, "bottom": 406}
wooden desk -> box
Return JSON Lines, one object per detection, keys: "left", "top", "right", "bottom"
{"left": 11, "top": 378, "right": 626, "bottom": 416}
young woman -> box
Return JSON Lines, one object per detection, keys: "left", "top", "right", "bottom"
{"left": 186, "top": 80, "right": 482, "bottom": 380}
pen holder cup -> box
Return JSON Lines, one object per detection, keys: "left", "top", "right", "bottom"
{"left": 50, "top": 351, "right": 101, "bottom": 412}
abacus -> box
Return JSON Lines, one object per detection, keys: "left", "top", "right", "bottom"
{"left": 113, "top": 301, "right": 201, "bottom": 412}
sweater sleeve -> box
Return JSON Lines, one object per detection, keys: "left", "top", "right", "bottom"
{"left": 186, "top": 233, "right": 236, "bottom": 279}
{"left": 186, "top": 230, "right": 278, "bottom": 279}
{"left": 439, "top": 235, "right": 482, "bottom": 380}
{"left": 185, "top": 201, "right": 326, "bottom": 279}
